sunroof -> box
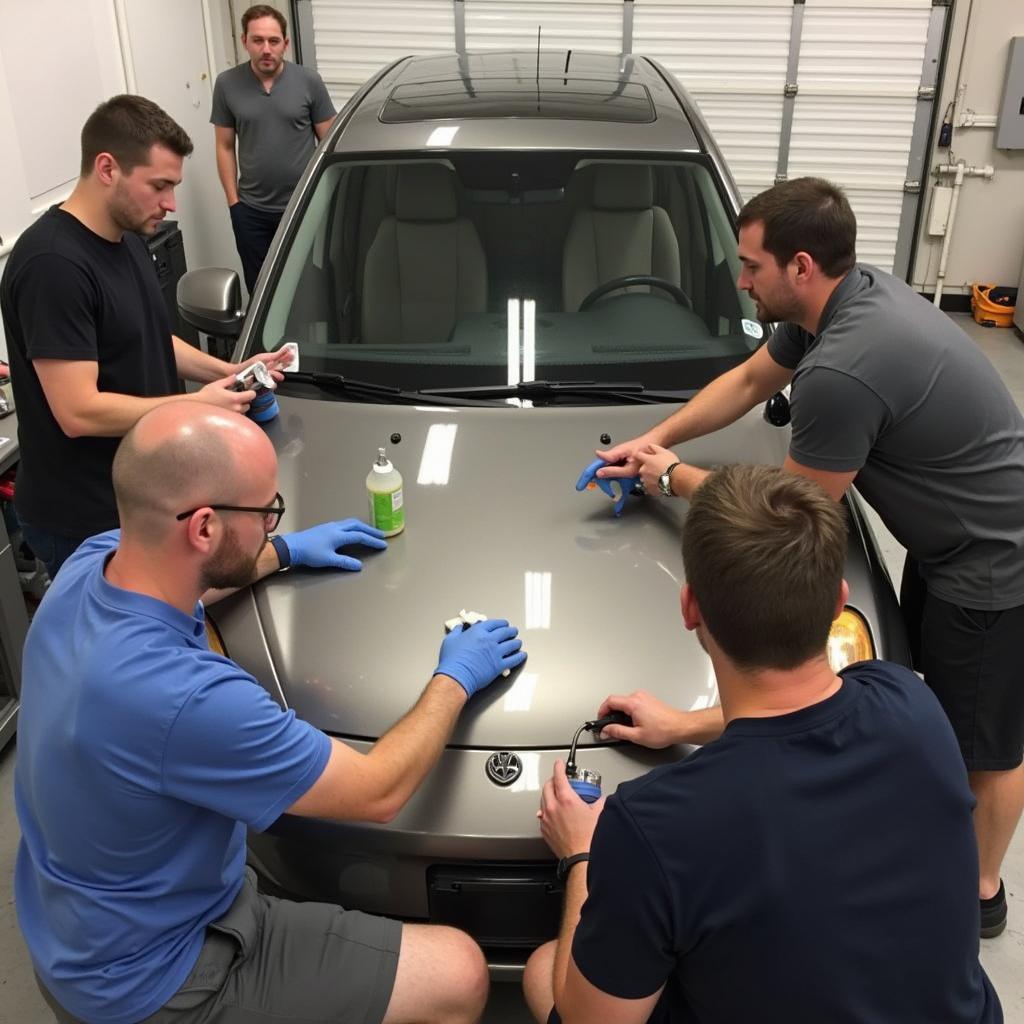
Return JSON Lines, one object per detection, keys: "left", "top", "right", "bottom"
{"left": 381, "top": 78, "right": 655, "bottom": 124}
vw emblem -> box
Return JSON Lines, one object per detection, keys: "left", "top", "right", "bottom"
{"left": 485, "top": 751, "right": 522, "bottom": 786}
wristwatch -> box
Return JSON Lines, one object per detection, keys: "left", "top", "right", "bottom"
{"left": 556, "top": 852, "right": 590, "bottom": 883}
{"left": 658, "top": 462, "right": 681, "bottom": 497}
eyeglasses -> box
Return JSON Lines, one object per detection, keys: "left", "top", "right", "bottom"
{"left": 176, "top": 492, "right": 286, "bottom": 533}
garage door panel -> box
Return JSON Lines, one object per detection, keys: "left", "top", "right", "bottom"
{"left": 304, "top": 0, "right": 936, "bottom": 271}
{"left": 311, "top": 0, "right": 454, "bottom": 108}
{"left": 464, "top": 0, "right": 623, "bottom": 51}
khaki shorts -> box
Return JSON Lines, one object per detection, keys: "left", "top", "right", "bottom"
{"left": 37, "top": 869, "right": 403, "bottom": 1024}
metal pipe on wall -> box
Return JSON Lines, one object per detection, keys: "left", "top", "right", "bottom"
{"left": 112, "top": 0, "right": 138, "bottom": 93}
{"left": 932, "top": 160, "right": 995, "bottom": 307}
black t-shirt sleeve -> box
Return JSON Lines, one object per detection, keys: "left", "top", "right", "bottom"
{"left": 15, "top": 254, "right": 99, "bottom": 362}
{"left": 789, "top": 366, "right": 891, "bottom": 473}
{"left": 571, "top": 796, "right": 676, "bottom": 1000}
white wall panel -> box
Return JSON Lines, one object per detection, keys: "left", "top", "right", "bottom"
{"left": 311, "top": 0, "right": 454, "bottom": 109}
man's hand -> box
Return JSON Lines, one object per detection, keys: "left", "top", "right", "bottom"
{"left": 192, "top": 374, "right": 256, "bottom": 414}
{"left": 634, "top": 444, "right": 680, "bottom": 496}
{"left": 539, "top": 760, "right": 606, "bottom": 859}
{"left": 595, "top": 692, "right": 688, "bottom": 749}
{"left": 282, "top": 519, "right": 388, "bottom": 570}
{"left": 434, "top": 619, "right": 526, "bottom": 698}
{"left": 235, "top": 349, "right": 293, "bottom": 384}
{"left": 593, "top": 432, "right": 660, "bottom": 481}
{"left": 575, "top": 458, "right": 640, "bottom": 517}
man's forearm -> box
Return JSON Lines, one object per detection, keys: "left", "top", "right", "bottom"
{"left": 361, "top": 676, "right": 468, "bottom": 818}
{"left": 173, "top": 336, "right": 234, "bottom": 383}
{"left": 649, "top": 361, "right": 772, "bottom": 449}
{"left": 215, "top": 144, "right": 239, "bottom": 206}
{"left": 552, "top": 865, "right": 589, "bottom": 1008}
{"left": 57, "top": 390, "right": 199, "bottom": 438}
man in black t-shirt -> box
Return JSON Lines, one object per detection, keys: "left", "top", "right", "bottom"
{"left": 526, "top": 466, "right": 1001, "bottom": 1024}
{"left": 0, "top": 95, "right": 290, "bottom": 577}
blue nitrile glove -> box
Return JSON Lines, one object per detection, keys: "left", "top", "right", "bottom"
{"left": 282, "top": 519, "right": 387, "bottom": 571}
{"left": 434, "top": 619, "right": 527, "bottom": 698}
{"left": 575, "top": 458, "right": 641, "bottom": 517}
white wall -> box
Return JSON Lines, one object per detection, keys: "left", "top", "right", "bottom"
{"left": 0, "top": 0, "right": 244, "bottom": 361}
{"left": 911, "top": 0, "right": 1024, "bottom": 296}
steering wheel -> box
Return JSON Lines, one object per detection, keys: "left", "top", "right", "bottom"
{"left": 578, "top": 275, "right": 693, "bottom": 312}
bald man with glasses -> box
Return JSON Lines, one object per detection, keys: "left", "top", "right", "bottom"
{"left": 15, "top": 402, "right": 525, "bottom": 1024}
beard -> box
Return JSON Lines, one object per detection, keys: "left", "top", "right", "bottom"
{"left": 752, "top": 286, "right": 802, "bottom": 325}
{"left": 109, "top": 180, "right": 159, "bottom": 236}
{"left": 201, "top": 523, "right": 262, "bottom": 591}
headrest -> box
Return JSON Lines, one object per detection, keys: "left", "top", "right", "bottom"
{"left": 395, "top": 164, "right": 458, "bottom": 221}
{"left": 592, "top": 165, "right": 654, "bottom": 211}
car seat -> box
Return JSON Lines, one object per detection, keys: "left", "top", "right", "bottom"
{"left": 361, "top": 164, "right": 487, "bottom": 343}
{"left": 562, "top": 164, "right": 681, "bottom": 311}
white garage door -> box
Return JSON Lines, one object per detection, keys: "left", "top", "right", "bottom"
{"left": 301, "top": 0, "right": 944, "bottom": 274}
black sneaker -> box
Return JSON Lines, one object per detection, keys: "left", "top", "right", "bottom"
{"left": 980, "top": 881, "right": 1007, "bottom": 938}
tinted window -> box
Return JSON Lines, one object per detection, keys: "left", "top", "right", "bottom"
{"left": 253, "top": 155, "right": 762, "bottom": 394}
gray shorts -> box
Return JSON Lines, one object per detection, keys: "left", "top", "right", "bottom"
{"left": 141, "top": 868, "right": 402, "bottom": 1024}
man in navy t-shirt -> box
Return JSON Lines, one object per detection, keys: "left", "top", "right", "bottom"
{"left": 16, "top": 403, "right": 526, "bottom": 1024}
{"left": 525, "top": 465, "right": 1000, "bottom": 1024}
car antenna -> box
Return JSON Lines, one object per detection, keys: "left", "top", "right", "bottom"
{"left": 564, "top": 48, "right": 572, "bottom": 86}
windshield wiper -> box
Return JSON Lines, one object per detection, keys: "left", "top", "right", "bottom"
{"left": 281, "top": 371, "right": 485, "bottom": 406}
{"left": 419, "top": 380, "right": 689, "bottom": 404}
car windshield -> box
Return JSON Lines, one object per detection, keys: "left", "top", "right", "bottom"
{"left": 251, "top": 154, "right": 762, "bottom": 395}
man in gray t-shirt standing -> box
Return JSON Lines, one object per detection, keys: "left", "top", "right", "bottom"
{"left": 586, "top": 177, "right": 1024, "bottom": 940}
{"left": 211, "top": 4, "right": 335, "bottom": 293}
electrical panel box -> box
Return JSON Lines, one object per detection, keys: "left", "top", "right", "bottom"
{"left": 996, "top": 37, "right": 1024, "bottom": 150}
{"left": 927, "top": 184, "right": 954, "bottom": 236}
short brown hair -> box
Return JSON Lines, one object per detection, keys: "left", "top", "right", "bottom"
{"left": 81, "top": 95, "right": 193, "bottom": 176}
{"left": 242, "top": 4, "right": 287, "bottom": 36}
{"left": 737, "top": 177, "right": 856, "bottom": 279}
{"left": 682, "top": 465, "right": 847, "bottom": 670}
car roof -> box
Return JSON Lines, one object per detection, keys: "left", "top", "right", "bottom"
{"left": 331, "top": 50, "right": 704, "bottom": 156}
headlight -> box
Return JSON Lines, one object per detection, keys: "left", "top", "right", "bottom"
{"left": 205, "top": 616, "right": 228, "bottom": 657}
{"left": 827, "top": 608, "right": 874, "bottom": 671}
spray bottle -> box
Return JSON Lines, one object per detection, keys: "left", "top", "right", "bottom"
{"left": 367, "top": 447, "right": 404, "bottom": 537}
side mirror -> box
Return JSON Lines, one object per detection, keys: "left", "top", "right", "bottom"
{"left": 763, "top": 391, "right": 791, "bottom": 427}
{"left": 177, "top": 268, "right": 244, "bottom": 339}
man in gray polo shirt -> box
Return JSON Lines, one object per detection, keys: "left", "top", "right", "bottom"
{"left": 585, "top": 176, "right": 1024, "bottom": 939}
{"left": 212, "top": 4, "right": 335, "bottom": 293}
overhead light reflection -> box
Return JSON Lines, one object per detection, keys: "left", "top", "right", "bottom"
{"left": 503, "top": 672, "right": 539, "bottom": 712}
{"left": 509, "top": 751, "right": 542, "bottom": 793}
{"left": 426, "top": 126, "right": 459, "bottom": 147}
{"left": 524, "top": 571, "right": 552, "bottom": 629}
{"left": 522, "top": 298, "right": 536, "bottom": 381}
{"left": 416, "top": 423, "right": 458, "bottom": 485}
{"left": 507, "top": 298, "right": 520, "bottom": 387}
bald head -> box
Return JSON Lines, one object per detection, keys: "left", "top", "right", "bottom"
{"left": 113, "top": 403, "right": 276, "bottom": 542}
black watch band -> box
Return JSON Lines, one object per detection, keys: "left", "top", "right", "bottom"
{"left": 270, "top": 534, "right": 291, "bottom": 570}
{"left": 557, "top": 852, "right": 589, "bottom": 883}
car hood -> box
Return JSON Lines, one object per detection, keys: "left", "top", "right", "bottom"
{"left": 238, "top": 394, "right": 790, "bottom": 749}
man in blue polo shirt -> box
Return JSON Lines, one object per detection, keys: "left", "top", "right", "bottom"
{"left": 528, "top": 466, "right": 1000, "bottom": 1024}
{"left": 15, "top": 402, "right": 525, "bottom": 1024}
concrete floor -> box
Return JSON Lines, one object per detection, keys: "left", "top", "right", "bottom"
{"left": 1, "top": 313, "right": 1022, "bottom": 1023}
